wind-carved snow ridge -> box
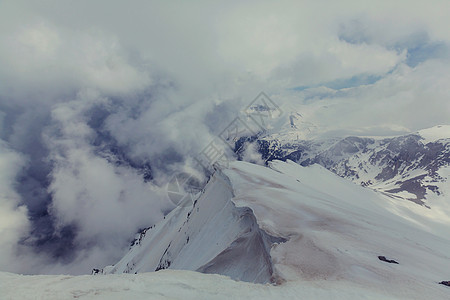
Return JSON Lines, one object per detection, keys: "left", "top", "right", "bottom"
{"left": 99, "top": 169, "right": 286, "bottom": 284}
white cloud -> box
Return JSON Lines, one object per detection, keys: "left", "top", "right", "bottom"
{"left": 0, "top": 141, "right": 30, "bottom": 273}
{"left": 0, "top": 22, "right": 151, "bottom": 104}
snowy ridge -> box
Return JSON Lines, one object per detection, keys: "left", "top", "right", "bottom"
{"left": 100, "top": 170, "right": 284, "bottom": 284}
{"left": 94, "top": 160, "right": 450, "bottom": 299}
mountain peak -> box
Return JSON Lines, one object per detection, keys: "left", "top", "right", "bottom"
{"left": 416, "top": 125, "right": 450, "bottom": 143}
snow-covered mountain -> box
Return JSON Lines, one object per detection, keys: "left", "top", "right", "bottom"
{"left": 98, "top": 168, "right": 284, "bottom": 284}
{"left": 94, "top": 160, "right": 450, "bottom": 299}
{"left": 251, "top": 125, "right": 450, "bottom": 207}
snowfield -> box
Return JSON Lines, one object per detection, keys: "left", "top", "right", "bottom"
{"left": 224, "top": 161, "right": 450, "bottom": 298}
{"left": 2, "top": 160, "right": 450, "bottom": 299}
{"left": 0, "top": 269, "right": 407, "bottom": 300}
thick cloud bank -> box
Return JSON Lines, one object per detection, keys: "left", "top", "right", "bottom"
{"left": 0, "top": 0, "right": 449, "bottom": 274}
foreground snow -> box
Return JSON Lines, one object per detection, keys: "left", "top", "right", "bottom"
{"left": 0, "top": 269, "right": 414, "bottom": 300}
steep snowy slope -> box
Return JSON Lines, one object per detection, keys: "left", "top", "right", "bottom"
{"left": 100, "top": 170, "right": 284, "bottom": 283}
{"left": 97, "top": 160, "right": 450, "bottom": 299}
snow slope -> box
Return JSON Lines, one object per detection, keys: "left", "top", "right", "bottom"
{"left": 0, "top": 269, "right": 411, "bottom": 300}
{"left": 2, "top": 160, "right": 450, "bottom": 299}
{"left": 91, "top": 160, "right": 450, "bottom": 299}
{"left": 417, "top": 125, "right": 450, "bottom": 144}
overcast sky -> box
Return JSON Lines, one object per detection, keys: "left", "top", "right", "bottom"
{"left": 0, "top": 0, "right": 449, "bottom": 275}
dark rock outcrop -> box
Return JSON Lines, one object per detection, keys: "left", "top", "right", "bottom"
{"left": 378, "top": 256, "right": 399, "bottom": 264}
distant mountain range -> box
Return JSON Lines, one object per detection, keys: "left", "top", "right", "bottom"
{"left": 246, "top": 125, "right": 450, "bottom": 207}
